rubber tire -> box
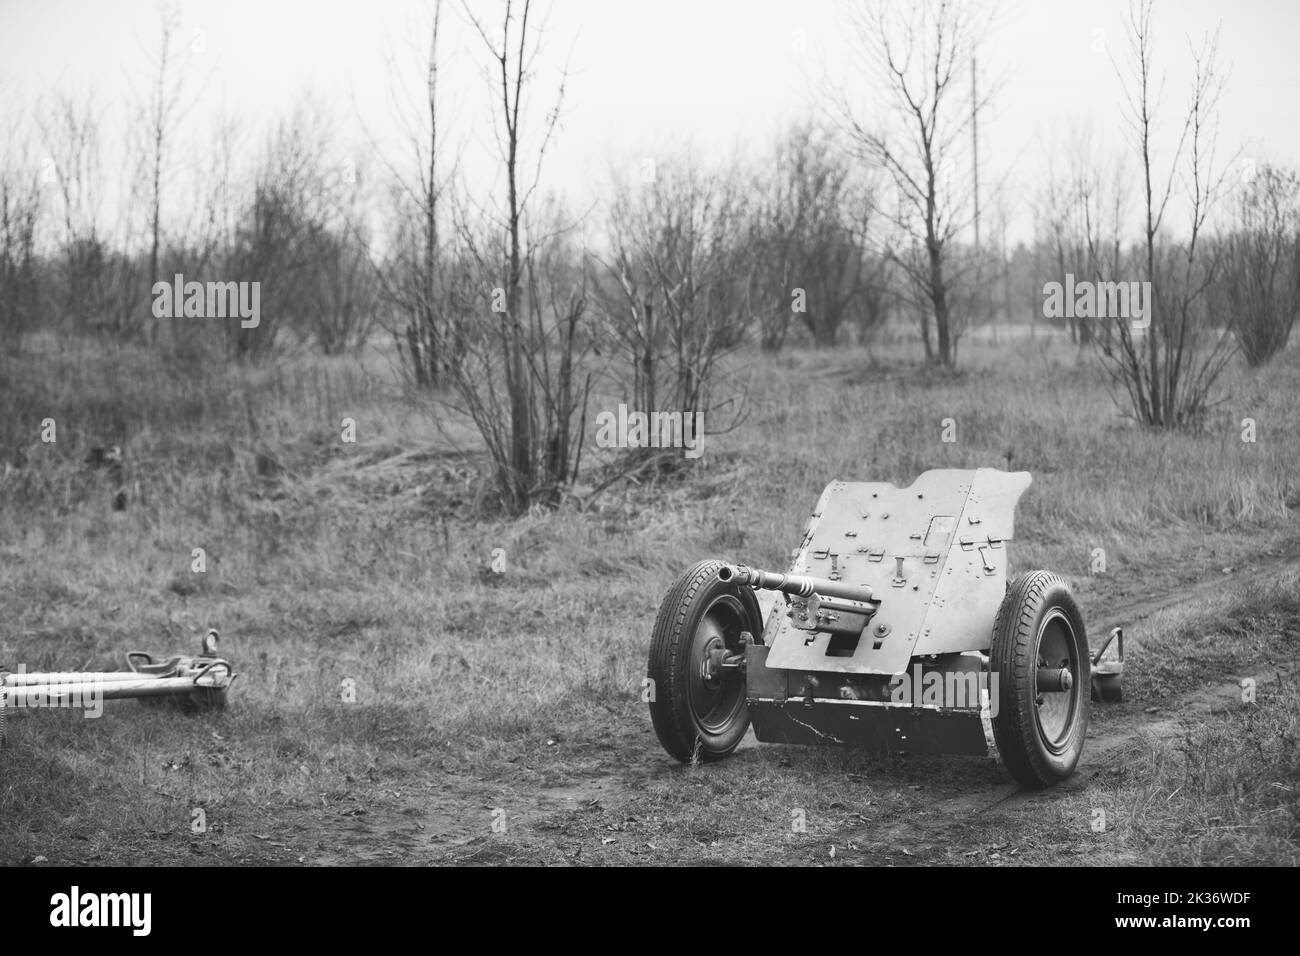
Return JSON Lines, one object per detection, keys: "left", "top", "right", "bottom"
{"left": 990, "top": 571, "right": 1090, "bottom": 789}
{"left": 647, "top": 559, "right": 762, "bottom": 764}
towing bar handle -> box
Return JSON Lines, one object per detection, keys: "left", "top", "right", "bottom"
{"left": 718, "top": 564, "right": 878, "bottom": 605}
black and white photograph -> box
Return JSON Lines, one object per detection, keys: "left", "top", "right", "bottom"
{"left": 0, "top": 0, "right": 1294, "bottom": 904}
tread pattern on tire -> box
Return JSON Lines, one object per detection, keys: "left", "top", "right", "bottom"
{"left": 990, "top": 570, "right": 1089, "bottom": 789}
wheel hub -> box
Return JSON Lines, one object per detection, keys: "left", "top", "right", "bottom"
{"left": 1034, "top": 612, "right": 1080, "bottom": 750}
{"left": 686, "top": 601, "right": 749, "bottom": 737}
{"left": 700, "top": 636, "right": 728, "bottom": 688}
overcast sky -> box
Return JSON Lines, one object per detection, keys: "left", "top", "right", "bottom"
{"left": 2, "top": 0, "right": 1296, "bottom": 245}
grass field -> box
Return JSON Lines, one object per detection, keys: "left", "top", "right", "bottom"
{"left": 1, "top": 332, "right": 1297, "bottom": 865}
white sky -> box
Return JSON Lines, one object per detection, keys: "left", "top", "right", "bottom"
{"left": 1, "top": 0, "right": 1297, "bottom": 245}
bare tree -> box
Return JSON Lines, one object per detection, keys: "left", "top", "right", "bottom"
{"left": 371, "top": 0, "right": 459, "bottom": 387}
{"left": 183, "top": 112, "right": 243, "bottom": 279}
{"left": 224, "top": 102, "right": 335, "bottom": 361}
{"left": 1034, "top": 125, "right": 1130, "bottom": 347}
{"left": 835, "top": 0, "right": 997, "bottom": 367}
{"left": 0, "top": 108, "right": 43, "bottom": 348}
{"left": 37, "top": 90, "right": 112, "bottom": 334}
{"left": 451, "top": 0, "right": 593, "bottom": 511}
{"left": 1096, "top": 0, "right": 1235, "bottom": 427}
{"left": 747, "top": 123, "right": 884, "bottom": 349}
{"left": 1219, "top": 163, "right": 1300, "bottom": 366}
{"left": 135, "top": 3, "right": 198, "bottom": 347}
{"left": 308, "top": 203, "right": 380, "bottom": 355}
{"left": 598, "top": 154, "right": 749, "bottom": 438}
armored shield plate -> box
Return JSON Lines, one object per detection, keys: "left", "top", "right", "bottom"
{"left": 762, "top": 468, "right": 1032, "bottom": 675}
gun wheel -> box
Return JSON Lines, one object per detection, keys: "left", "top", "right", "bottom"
{"left": 990, "top": 571, "right": 1090, "bottom": 789}
{"left": 648, "top": 559, "right": 762, "bottom": 763}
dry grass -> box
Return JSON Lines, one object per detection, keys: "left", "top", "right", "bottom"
{"left": 1, "top": 332, "right": 1298, "bottom": 864}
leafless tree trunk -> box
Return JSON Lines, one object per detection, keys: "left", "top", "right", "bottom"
{"left": 453, "top": 0, "right": 592, "bottom": 512}
{"left": 139, "top": 4, "right": 192, "bottom": 348}
{"left": 835, "top": 0, "right": 997, "bottom": 368}
{"left": 597, "top": 154, "right": 749, "bottom": 443}
{"left": 1035, "top": 125, "right": 1129, "bottom": 349}
{"left": 1097, "top": 0, "right": 1235, "bottom": 427}
{"left": 371, "top": 0, "right": 456, "bottom": 387}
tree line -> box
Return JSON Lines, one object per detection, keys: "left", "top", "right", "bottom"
{"left": 2, "top": 0, "right": 1298, "bottom": 510}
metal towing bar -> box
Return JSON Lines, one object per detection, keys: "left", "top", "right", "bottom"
{"left": 0, "top": 630, "right": 235, "bottom": 743}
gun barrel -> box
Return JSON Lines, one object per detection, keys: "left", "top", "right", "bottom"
{"left": 718, "top": 564, "right": 877, "bottom": 605}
